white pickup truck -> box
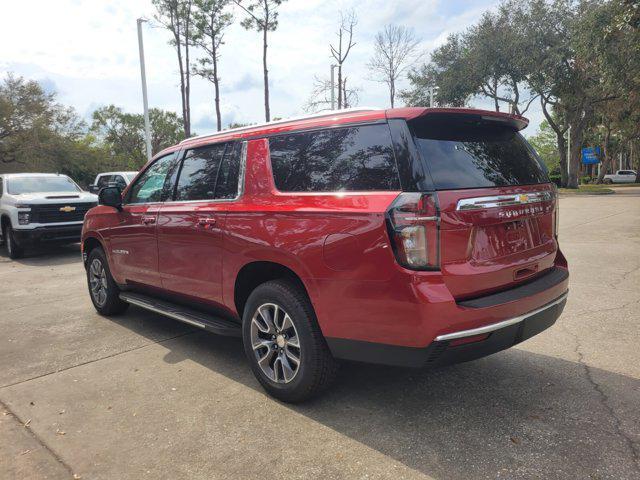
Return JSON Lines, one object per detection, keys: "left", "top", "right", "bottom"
{"left": 89, "top": 171, "right": 138, "bottom": 194}
{"left": 0, "top": 173, "right": 98, "bottom": 259}
{"left": 603, "top": 170, "right": 637, "bottom": 184}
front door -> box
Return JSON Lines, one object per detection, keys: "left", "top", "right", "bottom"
{"left": 157, "top": 142, "right": 243, "bottom": 305}
{"left": 108, "top": 152, "right": 178, "bottom": 288}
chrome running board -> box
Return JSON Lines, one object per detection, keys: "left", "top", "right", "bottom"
{"left": 119, "top": 292, "right": 241, "bottom": 337}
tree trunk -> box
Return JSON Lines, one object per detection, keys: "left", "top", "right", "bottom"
{"left": 556, "top": 132, "right": 568, "bottom": 187}
{"left": 390, "top": 79, "right": 395, "bottom": 108}
{"left": 596, "top": 126, "right": 612, "bottom": 183}
{"left": 262, "top": 25, "right": 270, "bottom": 121}
{"left": 567, "top": 122, "right": 584, "bottom": 189}
{"left": 342, "top": 78, "right": 348, "bottom": 108}
{"left": 337, "top": 64, "right": 343, "bottom": 109}
{"left": 213, "top": 45, "right": 221, "bottom": 132}
{"left": 176, "top": 39, "right": 188, "bottom": 139}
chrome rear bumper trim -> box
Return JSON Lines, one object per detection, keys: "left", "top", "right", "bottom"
{"left": 456, "top": 190, "right": 554, "bottom": 211}
{"left": 435, "top": 291, "right": 568, "bottom": 341}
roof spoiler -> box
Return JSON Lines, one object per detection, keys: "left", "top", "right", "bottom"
{"left": 401, "top": 108, "right": 529, "bottom": 131}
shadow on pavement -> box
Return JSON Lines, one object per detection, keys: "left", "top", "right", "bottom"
{"left": 106, "top": 309, "right": 640, "bottom": 480}
{"left": 0, "top": 243, "right": 81, "bottom": 266}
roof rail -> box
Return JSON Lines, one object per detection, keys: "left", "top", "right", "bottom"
{"left": 179, "top": 107, "right": 379, "bottom": 145}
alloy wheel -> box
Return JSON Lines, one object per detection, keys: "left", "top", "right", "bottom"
{"left": 89, "top": 258, "right": 108, "bottom": 307}
{"left": 250, "top": 303, "right": 301, "bottom": 384}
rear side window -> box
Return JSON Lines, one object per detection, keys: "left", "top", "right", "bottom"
{"left": 215, "top": 142, "right": 242, "bottom": 199}
{"left": 269, "top": 124, "right": 401, "bottom": 192}
{"left": 411, "top": 116, "right": 549, "bottom": 190}
{"left": 175, "top": 144, "right": 226, "bottom": 201}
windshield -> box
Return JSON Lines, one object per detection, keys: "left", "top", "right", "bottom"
{"left": 7, "top": 176, "right": 81, "bottom": 195}
{"left": 411, "top": 116, "right": 549, "bottom": 190}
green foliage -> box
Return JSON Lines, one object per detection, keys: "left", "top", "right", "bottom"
{"left": 527, "top": 120, "right": 560, "bottom": 174}
{"left": 236, "top": 0, "right": 285, "bottom": 32}
{"left": 0, "top": 74, "right": 184, "bottom": 188}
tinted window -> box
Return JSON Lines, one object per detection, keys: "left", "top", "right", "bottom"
{"left": 112, "top": 175, "right": 127, "bottom": 189}
{"left": 97, "top": 175, "right": 113, "bottom": 188}
{"left": 128, "top": 153, "right": 176, "bottom": 204}
{"left": 215, "top": 142, "right": 242, "bottom": 199}
{"left": 411, "top": 118, "right": 549, "bottom": 190}
{"left": 269, "top": 124, "right": 400, "bottom": 192}
{"left": 175, "top": 144, "right": 226, "bottom": 201}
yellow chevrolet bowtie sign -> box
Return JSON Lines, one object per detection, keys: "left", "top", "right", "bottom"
{"left": 59, "top": 206, "right": 76, "bottom": 213}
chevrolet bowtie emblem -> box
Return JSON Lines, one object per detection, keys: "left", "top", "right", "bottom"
{"left": 517, "top": 194, "right": 529, "bottom": 203}
{"left": 59, "top": 206, "right": 76, "bottom": 213}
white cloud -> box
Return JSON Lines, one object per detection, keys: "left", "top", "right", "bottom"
{"left": 0, "top": 0, "right": 544, "bottom": 134}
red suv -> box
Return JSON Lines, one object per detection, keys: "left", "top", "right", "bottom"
{"left": 82, "top": 108, "right": 569, "bottom": 402}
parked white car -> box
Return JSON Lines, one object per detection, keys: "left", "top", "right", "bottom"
{"left": 89, "top": 171, "right": 138, "bottom": 194}
{"left": 0, "top": 173, "right": 98, "bottom": 259}
{"left": 603, "top": 170, "right": 637, "bottom": 184}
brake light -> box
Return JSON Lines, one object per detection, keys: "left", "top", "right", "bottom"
{"left": 386, "top": 192, "right": 440, "bottom": 270}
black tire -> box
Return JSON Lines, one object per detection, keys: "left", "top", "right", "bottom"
{"left": 3, "top": 223, "right": 24, "bottom": 259}
{"left": 86, "top": 246, "right": 128, "bottom": 316}
{"left": 604, "top": 178, "right": 613, "bottom": 184}
{"left": 242, "top": 279, "right": 339, "bottom": 403}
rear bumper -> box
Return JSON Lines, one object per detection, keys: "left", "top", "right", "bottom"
{"left": 12, "top": 225, "right": 82, "bottom": 245}
{"left": 326, "top": 291, "right": 567, "bottom": 368}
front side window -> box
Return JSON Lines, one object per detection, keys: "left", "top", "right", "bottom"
{"left": 7, "top": 176, "right": 81, "bottom": 195}
{"left": 269, "top": 124, "right": 401, "bottom": 192}
{"left": 175, "top": 144, "right": 227, "bottom": 201}
{"left": 127, "top": 153, "right": 177, "bottom": 204}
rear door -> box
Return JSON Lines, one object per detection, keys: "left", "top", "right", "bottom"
{"left": 408, "top": 113, "right": 557, "bottom": 300}
{"left": 108, "top": 153, "right": 178, "bottom": 287}
{"left": 157, "top": 142, "right": 243, "bottom": 304}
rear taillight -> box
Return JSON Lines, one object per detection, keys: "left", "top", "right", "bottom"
{"left": 386, "top": 192, "right": 440, "bottom": 270}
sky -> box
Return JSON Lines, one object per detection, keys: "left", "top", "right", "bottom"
{"left": 0, "top": 0, "right": 545, "bottom": 137}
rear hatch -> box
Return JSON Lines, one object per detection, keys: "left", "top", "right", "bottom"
{"left": 408, "top": 111, "right": 558, "bottom": 300}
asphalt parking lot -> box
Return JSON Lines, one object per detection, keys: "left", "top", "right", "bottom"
{"left": 1, "top": 187, "right": 639, "bottom": 480}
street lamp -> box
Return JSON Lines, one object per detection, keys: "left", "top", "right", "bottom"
{"left": 137, "top": 18, "right": 152, "bottom": 161}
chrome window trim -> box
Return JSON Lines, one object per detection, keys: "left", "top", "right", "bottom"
{"left": 123, "top": 141, "right": 247, "bottom": 207}
{"left": 456, "top": 190, "right": 554, "bottom": 211}
{"left": 435, "top": 291, "right": 568, "bottom": 341}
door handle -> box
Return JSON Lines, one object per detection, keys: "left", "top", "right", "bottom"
{"left": 142, "top": 215, "right": 156, "bottom": 225}
{"left": 196, "top": 217, "right": 217, "bottom": 227}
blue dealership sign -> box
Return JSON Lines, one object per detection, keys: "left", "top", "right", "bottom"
{"left": 582, "top": 147, "right": 601, "bottom": 165}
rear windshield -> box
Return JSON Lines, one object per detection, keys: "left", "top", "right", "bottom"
{"left": 411, "top": 117, "right": 548, "bottom": 190}
{"left": 7, "top": 176, "right": 81, "bottom": 195}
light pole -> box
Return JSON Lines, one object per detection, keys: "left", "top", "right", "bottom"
{"left": 330, "top": 64, "right": 338, "bottom": 110}
{"left": 137, "top": 18, "right": 152, "bottom": 161}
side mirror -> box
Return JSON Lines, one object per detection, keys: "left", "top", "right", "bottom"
{"left": 98, "top": 186, "right": 122, "bottom": 211}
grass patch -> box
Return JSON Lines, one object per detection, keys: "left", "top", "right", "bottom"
{"left": 558, "top": 185, "right": 615, "bottom": 195}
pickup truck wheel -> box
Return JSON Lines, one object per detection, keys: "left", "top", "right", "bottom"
{"left": 86, "top": 247, "right": 128, "bottom": 316}
{"left": 242, "top": 279, "right": 339, "bottom": 403}
{"left": 604, "top": 178, "right": 613, "bottom": 184}
{"left": 4, "top": 224, "right": 24, "bottom": 260}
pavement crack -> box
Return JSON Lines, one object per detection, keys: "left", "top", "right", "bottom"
{"left": 562, "top": 324, "right": 640, "bottom": 472}
{"left": 0, "top": 330, "right": 197, "bottom": 390}
{"left": 0, "top": 398, "right": 77, "bottom": 478}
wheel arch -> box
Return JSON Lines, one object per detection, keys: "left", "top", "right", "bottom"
{"left": 82, "top": 235, "right": 105, "bottom": 266}
{"left": 233, "top": 261, "right": 313, "bottom": 320}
